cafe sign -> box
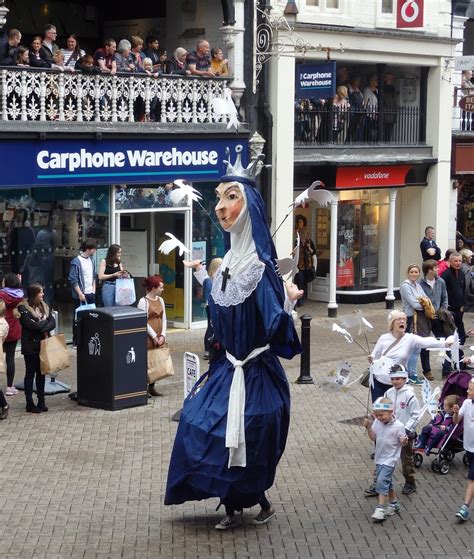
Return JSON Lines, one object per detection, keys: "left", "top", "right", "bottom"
{"left": 459, "top": 95, "right": 474, "bottom": 113}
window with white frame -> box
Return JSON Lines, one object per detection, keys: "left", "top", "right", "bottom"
{"left": 326, "top": 0, "right": 339, "bottom": 8}
{"left": 382, "top": 0, "right": 393, "bottom": 13}
{"left": 306, "top": 0, "right": 340, "bottom": 7}
{"left": 307, "top": 0, "right": 319, "bottom": 5}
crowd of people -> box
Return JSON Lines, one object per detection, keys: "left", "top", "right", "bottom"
{"left": 0, "top": 26, "right": 229, "bottom": 79}
{"left": 295, "top": 67, "right": 398, "bottom": 144}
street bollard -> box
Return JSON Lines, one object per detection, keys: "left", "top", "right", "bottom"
{"left": 297, "top": 314, "right": 314, "bottom": 384}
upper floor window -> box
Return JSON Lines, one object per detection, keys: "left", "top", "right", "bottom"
{"left": 382, "top": 0, "right": 393, "bottom": 13}
{"left": 306, "top": 0, "right": 340, "bottom": 7}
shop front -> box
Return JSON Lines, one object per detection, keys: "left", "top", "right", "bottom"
{"left": 0, "top": 136, "right": 247, "bottom": 338}
{"left": 294, "top": 163, "right": 431, "bottom": 314}
{"left": 453, "top": 140, "right": 474, "bottom": 243}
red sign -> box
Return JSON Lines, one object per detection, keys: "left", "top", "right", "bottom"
{"left": 336, "top": 165, "right": 411, "bottom": 189}
{"left": 459, "top": 96, "right": 474, "bottom": 113}
{"left": 396, "top": 0, "right": 424, "bottom": 28}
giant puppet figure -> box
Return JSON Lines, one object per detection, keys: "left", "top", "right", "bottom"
{"left": 165, "top": 147, "right": 303, "bottom": 529}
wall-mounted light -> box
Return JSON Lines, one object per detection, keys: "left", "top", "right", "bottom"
{"left": 40, "top": 3, "right": 50, "bottom": 17}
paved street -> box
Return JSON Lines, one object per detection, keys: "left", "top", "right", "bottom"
{"left": 1, "top": 301, "right": 473, "bottom": 558}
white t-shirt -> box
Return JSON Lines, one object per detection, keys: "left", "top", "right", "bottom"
{"left": 373, "top": 417, "right": 406, "bottom": 468}
{"left": 78, "top": 255, "right": 94, "bottom": 294}
{"left": 458, "top": 399, "right": 474, "bottom": 452}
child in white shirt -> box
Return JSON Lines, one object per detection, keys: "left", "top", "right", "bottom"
{"left": 364, "top": 397, "right": 408, "bottom": 522}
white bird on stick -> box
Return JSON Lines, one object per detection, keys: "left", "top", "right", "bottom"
{"left": 158, "top": 233, "right": 190, "bottom": 257}
{"left": 212, "top": 88, "right": 239, "bottom": 129}
{"left": 276, "top": 233, "right": 300, "bottom": 279}
{"left": 340, "top": 310, "right": 374, "bottom": 336}
{"left": 292, "top": 181, "right": 333, "bottom": 208}
{"left": 170, "top": 180, "right": 202, "bottom": 206}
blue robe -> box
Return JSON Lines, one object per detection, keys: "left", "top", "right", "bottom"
{"left": 165, "top": 265, "right": 301, "bottom": 510}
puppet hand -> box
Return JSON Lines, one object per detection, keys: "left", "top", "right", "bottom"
{"left": 285, "top": 282, "right": 304, "bottom": 301}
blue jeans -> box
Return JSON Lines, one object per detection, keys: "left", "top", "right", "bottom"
{"left": 375, "top": 464, "right": 395, "bottom": 496}
{"left": 101, "top": 282, "right": 116, "bottom": 307}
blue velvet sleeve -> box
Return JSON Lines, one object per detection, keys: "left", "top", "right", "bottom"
{"left": 256, "top": 270, "right": 302, "bottom": 360}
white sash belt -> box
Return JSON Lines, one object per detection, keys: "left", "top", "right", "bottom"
{"left": 225, "top": 344, "right": 270, "bottom": 468}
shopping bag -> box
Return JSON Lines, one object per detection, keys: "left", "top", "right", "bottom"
{"left": 115, "top": 278, "right": 136, "bottom": 306}
{"left": 75, "top": 302, "right": 97, "bottom": 319}
{"left": 147, "top": 345, "right": 175, "bottom": 383}
{"left": 0, "top": 342, "right": 4, "bottom": 374}
{"left": 39, "top": 334, "right": 71, "bottom": 375}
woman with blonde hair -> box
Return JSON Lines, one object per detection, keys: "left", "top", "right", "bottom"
{"left": 183, "top": 257, "right": 223, "bottom": 359}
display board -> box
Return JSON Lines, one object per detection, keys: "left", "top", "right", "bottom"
{"left": 120, "top": 230, "right": 148, "bottom": 277}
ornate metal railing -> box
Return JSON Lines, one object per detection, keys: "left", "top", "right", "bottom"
{"left": 0, "top": 67, "right": 230, "bottom": 124}
{"left": 295, "top": 105, "right": 422, "bottom": 146}
{"left": 453, "top": 86, "right": 474, "bottom": 132}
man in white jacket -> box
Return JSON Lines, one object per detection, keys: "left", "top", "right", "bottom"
{"left": 384, "top": 364, "right": 420, "bottom": 495}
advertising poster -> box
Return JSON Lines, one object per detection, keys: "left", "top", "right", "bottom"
{"left": 336, "top": 202, "right": 355, "bottom": 288}
{"left": 295, "top": 61, "right": 336, "bottom": 99}
{"left": 360, "top": 205, "right": 379, "bottom": 286}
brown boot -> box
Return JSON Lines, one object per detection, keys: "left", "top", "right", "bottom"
{"left": 423, "top": 371, "right": 434, "bottom": 381}
{"left": 0, "top": 405, "right": 9, "bottom": 420}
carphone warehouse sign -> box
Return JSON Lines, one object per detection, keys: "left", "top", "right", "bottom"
{"left": 295, "top": 62, "right": 336, "bottom": 99}
{"left": 0, "top": 138, "right": 247, "bottom": 188}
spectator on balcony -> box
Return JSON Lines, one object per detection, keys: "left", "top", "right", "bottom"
{"left": 210, "top": 47, "right": 229, "bottom": 77}
{"left": 51, "top": 50, "right": 74, "bottom": 72}
{"left": 114, "top": 39, "right": 136, "bottom": 73}
{"left": 336, "top": 65, "right": 350, "bottom": 89}
{"left": 75, "top": 54, "right": 101, "bottom": 74}
{"left": 61, "top": 34, "right": 85, "bottom": 69}
{"left": 41, "top": 24, "right": 59, "bottom": 65}
{"left": 347, "top": 74, "right": 365, "bottom": 143}
{"left": 186, "top": 39, "right": 215, "bottom": 77}
{"left": 15, "top": 46, "right": 30, "bottom": 67}
{"left": 94, "top": 38, "right": 117, "bottom": 75}
{"left": 461, "top": 70, "right": 473, "bottom": 92}
{"left": 363, "top": 74, "right": 378, "bottom": 141}
{"left": 143, "top": 35, "right": 164, "bottom": 73}
{"left": 130, "top": 36, "right": 145, "bottom": 70}
{"left": 332, "top": 85, "right": 350, "bottom": 142}
{"left": 164, "top": 47, "right": 190, "bottom": 76}
{"left": 383, "top": 72, "right": 397, "bottom": 142}
{"left": 420, "top": 226, "right": 441, "bottom": 262}
{"left": 0, "top": 28, "right": 22, "bottom": 66}
{"left": 29, "top": 36, "right": 51, "bottom": 68}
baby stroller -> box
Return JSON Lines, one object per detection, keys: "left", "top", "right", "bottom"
{"left": 413, "top": 370, "right": 471, "bottom": 475}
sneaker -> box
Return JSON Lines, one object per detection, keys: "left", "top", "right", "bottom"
{"left": 0, "top": 405, "right": 9, "bottom": 420}
{"left": 408, "top": 375, "right": 423, "bottom": 385}
{"left": 424, "top": 447, "right": 432, "bottom": 456}
{"left": 215, "top": 515, "right": 237, "bottom": 530}
{"left": 364, "top": 485, "right": 378, "bottom": 497}
{"left": 402, "top": 483, "right": 417, "bottom": 495}
{"left": 455, "top": 505, "right": 470, "bottom": 522}
{"left": 371, "top": 506, "right": 386, "bottom": 522}
{"left": 386, "top": 502, "right": 400, "bottom": 516}
{"left": 5, "top": 386, "right": 18, "bottom": 396}
{"left": 253, "top": 507, "right": 276, "bottom": 525}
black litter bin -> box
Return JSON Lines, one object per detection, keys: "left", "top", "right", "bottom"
{"left": 77, "top": 306, "right": 147, "bottom": 410}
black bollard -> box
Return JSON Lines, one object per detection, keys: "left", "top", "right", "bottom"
{"left": 297, "top": 314, "right": 314, "bottom": 384}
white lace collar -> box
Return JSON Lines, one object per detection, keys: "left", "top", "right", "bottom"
{"left": 211, "top": 259, "right": 265, "bottom": 307}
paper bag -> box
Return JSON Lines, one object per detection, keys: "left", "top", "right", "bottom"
{"left": 40, "top": 334, "right": 70, "bottom": 375}
{"left": 115, "top": 278, "right": 136, "bottom": 306}
{"left": 147, "top": 345, "right": 175, "bottom": 384}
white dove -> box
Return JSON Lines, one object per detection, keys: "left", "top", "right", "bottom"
{"left": 158, "top": 233, "right": 190, "bottom": 256}
{"left": 340, "top": 310, "right": 374, "bottom": 335}
{"left": 212, "top": 88, "right": 239, "bottom": 129}
{"left": 169, "top": 180, "right": 202, "bottom": 206}
{"left": 276, "top": 233, "right": 300, "bottom": 279}
{"left": 293, "top": 181, "right": 335, "bottom": 208}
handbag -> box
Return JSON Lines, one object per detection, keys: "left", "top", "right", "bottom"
{"left": 0, "top": 342, "right": 4, "bottom": 374}
{"left": 75, "top": 302, "right": 97, "bottom": 319}
{"left": 39, "top": 334, "right": 70, "bottom": 375}
{"left": 115, "top": 277, "right": 136, "bottom": 306}
{"left": 147, "top": 344, "right": 175, "bottom": 383}
{"left": 418, "top": 296, "right": 436, "bottom": 320}
{"left": 361, "top": 336, "right": 403, "bottom": 387}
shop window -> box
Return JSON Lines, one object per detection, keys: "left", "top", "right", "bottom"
{"left": 115, "top": 184, "right": 188, "bottom": 210}
{"left": 0, "top": 186, "right": 109, "bottom": 337}
{"left": 307, "top": 0, "right": 319, "bottom": 5}
{"left": 382, "top": 0, "right": 393, "bottom": 13}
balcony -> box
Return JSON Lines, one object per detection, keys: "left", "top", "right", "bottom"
{"left": 0, "top": 67, "right": 231, "bottom": 126}
{"left": 453, "top": 86, "right": 474, "bottom": 133}
{"left": 295, "top": 105, "right": 423, "bottom": 146}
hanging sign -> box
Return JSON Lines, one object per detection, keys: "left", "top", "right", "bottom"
{"left": 396, "top": 0, "right": 424, "bottom": 28}
{"left": 295, "top": 62, "right": 336, "bottom": 99}
{"left": 459, "top": 96, "right": 474, "bottom": 113}
{"left": 336, "top": 165, "right": 411, "bottom": 189}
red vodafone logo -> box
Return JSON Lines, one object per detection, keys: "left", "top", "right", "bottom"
{"left": 396, "top": 0, "right": 424, "bottom": 28}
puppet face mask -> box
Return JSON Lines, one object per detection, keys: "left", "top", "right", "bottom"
{"left": 215, "top": 182, "right": 245, "bottom": 230}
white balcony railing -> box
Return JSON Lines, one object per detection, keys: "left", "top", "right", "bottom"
{"left": 453, "top": 86, "right": 474, "bottom": 132}
{"left": 0, "top": 68, "right": 231, "bottom": 125}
